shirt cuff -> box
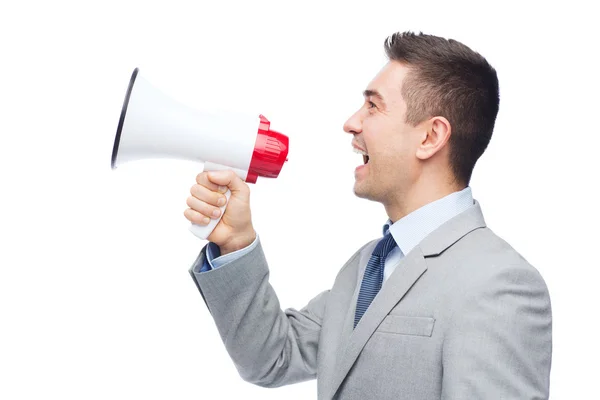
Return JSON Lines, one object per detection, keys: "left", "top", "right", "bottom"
{"left": 198, "top": 233, "right": 259, "bottom": 272}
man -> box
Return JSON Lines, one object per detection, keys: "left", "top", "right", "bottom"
{"left": 184, "top": 31, "right": 552, "bottom": 399}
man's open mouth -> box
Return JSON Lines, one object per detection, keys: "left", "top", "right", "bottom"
{"left": 353, "top": 146, "right": 369, "bottom": 164}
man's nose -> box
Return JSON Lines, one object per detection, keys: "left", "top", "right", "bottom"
{"left": 343, "top": 109, "right": 362, "bottom": 135}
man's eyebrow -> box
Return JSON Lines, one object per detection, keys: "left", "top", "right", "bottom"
{"left": 363, "top": 89, "right": 386, "bottom": 107}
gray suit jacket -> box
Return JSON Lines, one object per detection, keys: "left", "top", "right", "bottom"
{"left": 189, "top": 202, "right": 552, "bottom": 399}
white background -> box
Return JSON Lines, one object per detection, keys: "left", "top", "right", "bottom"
{"left": 1, "top": 0, "right": 598, "bottom": 398}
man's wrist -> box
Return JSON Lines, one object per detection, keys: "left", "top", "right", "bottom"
{"left": 219, "top": 230, "right": 257, "bottom": 256}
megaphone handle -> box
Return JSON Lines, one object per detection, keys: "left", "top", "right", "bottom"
{"left": 188, "top": 189, "right": 231, "bottom": 240}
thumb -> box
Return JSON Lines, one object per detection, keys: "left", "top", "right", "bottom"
{"left": 206, "top": 170, "right": 249, "bottom": 195}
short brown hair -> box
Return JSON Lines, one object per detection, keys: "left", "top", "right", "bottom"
{"left": 384, "top": 31, "right": 500, "bottom": 185}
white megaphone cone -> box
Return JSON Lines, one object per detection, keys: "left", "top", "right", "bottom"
{"left": 112, "top": 68, "right": 289, "bottom": 240}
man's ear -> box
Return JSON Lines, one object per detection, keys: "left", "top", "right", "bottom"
{"left": 415, "top": 116, "right": 452, "bottom": 160}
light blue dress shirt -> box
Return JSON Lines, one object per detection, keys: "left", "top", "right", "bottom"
{"left": 198, "top": 187, "right": 475, "bottom": 277}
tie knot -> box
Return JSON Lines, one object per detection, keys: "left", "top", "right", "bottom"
{"left": 372, "top": 232, "right": 397, "bottom": 260}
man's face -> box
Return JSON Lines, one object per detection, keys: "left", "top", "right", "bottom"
{"left": 344, "top": 61, "right": 423, "bottom": 204}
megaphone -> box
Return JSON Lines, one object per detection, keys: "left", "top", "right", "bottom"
{"left": 111, "top": 68, "right": 289, "bottom": 240}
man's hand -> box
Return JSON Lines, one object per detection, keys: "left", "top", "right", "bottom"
{"left": 184, "top": 170, "right": 256, "bottom": 255}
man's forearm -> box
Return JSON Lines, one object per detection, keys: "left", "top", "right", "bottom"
{"left": 189, "top": 239, "right": 325, "bottom": 387}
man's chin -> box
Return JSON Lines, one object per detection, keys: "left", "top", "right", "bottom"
{"left": 353, "top": 183, "right": 371, "bottom": 200}
{"left": 353, "top": 181, "right": 385, "bottom": 203}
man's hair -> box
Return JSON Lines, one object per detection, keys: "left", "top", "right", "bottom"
{"left": 384, "top": 31, "right": 500, "bottom": 185}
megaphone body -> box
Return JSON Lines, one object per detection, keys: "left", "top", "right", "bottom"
{"left": 112, "top": 68, "right": 289, "bottom": 239}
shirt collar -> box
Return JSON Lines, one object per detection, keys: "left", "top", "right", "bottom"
{"left": 384, "top": 187, "right": 475, "bottom": 255}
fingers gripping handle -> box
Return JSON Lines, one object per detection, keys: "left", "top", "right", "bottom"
{"left": 189, "top": 189, "right": 231, "bottom": 240}
{"left": 188, "top": 161, "right": 247, "bottom": 240}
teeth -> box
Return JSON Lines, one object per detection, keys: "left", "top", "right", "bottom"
{"left": 353, "top": 147, "right": 368, "bottom": 156}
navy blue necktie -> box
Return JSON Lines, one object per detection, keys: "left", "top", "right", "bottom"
{"left": 354, "top": 228, "right": 398, "bottom": 328}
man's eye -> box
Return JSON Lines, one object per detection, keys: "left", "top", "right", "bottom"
{"left": 368, "top": 101, "right": 377, "bottom": 109}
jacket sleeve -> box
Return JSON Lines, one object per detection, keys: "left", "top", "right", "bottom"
{"left": 441, "top": 264, "right": 552, "bottom": 399}
{"left": 189, "top": 237, "right": 328, "bottom": 388}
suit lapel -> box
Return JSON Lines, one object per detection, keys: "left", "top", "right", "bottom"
{"left": 333, "top": 240, "right": 378, "bottom": 365}
{"left": 328, "top": 247, "right": 428, "bottom": 399}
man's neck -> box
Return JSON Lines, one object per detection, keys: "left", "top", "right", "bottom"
{"left": 384, "top": 181, "right": 466, "bottom": 223}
